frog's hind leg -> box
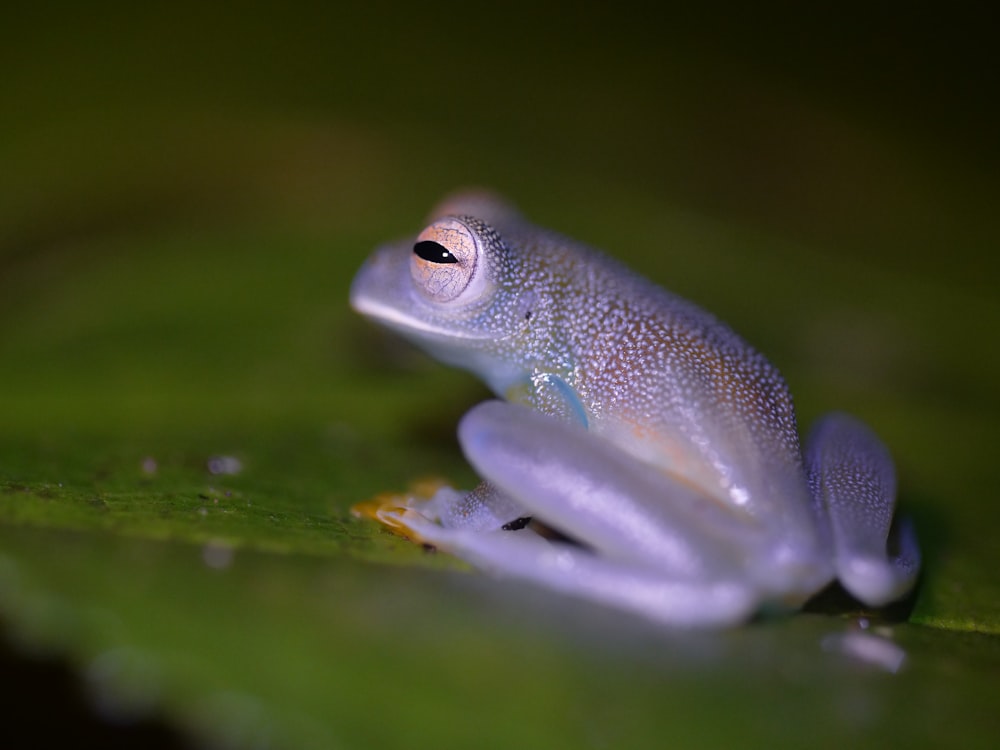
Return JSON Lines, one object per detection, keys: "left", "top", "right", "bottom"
{"left": 458, "top": 400, "right": 758, "bottom": 579}
{"left": 806, "top": 413, "right": 920, "bottom": 607}
{"left": 413, "top": 399, "right": 762, "bottom": 626}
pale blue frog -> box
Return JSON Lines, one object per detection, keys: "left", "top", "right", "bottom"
{"left": 350, "top": 191, "right": 919, "bottom": 627}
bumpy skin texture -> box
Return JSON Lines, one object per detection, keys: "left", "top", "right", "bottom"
{"left": 351, "top": 192, "right": 919, "bottom": 627}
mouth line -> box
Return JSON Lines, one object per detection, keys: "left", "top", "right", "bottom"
{"left": 351, "top": 294, "right": 496, "bottom": 342}
{"left": 352, "top": 292, "right": 531, "bottom": 344}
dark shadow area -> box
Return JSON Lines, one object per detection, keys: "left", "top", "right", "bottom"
{"left": 0, "top": 630, "right": 191, "bottom": 750}
{"left": 803, "top": 490, "right": 946, "bottom": 623}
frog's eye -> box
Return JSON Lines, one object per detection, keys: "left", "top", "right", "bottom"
{"left": 413, "top": 240, "right": 458, "bottom": 264}
{"left": 410, "top": 218, "right": 488, "bottom": 304}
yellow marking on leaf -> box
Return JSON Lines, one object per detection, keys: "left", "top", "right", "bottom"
{"left": 350, "top": 477, "right": 449, "bottom": 544}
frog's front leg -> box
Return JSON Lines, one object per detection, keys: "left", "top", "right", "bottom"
{"left": 359, "top": 375, "right": 587, "bottom": 543}
{"left": 806, "top": 413, "right": 920, "bottom": 606}
{"left": 412, "top": 368, "right": 598, "bottom": 534}
{"left": 424, "top": 371, "right": 590, "bottom": 532}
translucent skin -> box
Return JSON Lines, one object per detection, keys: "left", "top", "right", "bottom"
{"left": 350, "top": 192, "right": 919, "bottom": 627}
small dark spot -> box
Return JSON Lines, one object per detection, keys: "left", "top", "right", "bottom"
{"left": 502, "top": 516, "right": 532, "bottom": 531}
{"left": 524, "top": 310, "right": 533, "bottom": 320}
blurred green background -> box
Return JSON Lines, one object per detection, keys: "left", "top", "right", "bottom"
{"left": 2, "top": 2, "right": 999, "bottom": 748}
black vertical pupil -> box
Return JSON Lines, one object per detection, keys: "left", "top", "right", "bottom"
{"left": 414, "top": 240, "right": 458, "bottom": 264}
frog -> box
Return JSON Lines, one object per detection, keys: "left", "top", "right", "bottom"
{"left": 349, "top": 191, "right": 919, "bottom": 627}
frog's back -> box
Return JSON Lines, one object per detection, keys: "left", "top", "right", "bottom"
{"left": 517, "top": 224, "right": 808, "bottom": 519}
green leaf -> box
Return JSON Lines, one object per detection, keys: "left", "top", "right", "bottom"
{"left": 2, "top": 3, "right": 999, "bottom": 748}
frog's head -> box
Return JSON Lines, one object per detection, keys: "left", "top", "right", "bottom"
{"left": 351, "top": 211, "right": 534, "bottom": 388}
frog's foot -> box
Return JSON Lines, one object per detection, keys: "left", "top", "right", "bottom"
{"left": 351, "top": 479, "right": 462, "bottom": 545}
{"left": 403, "top": 522, "right": 757, "bottom": 627}
{"left": 807, "top": 413, "right": 921, "bottom": 607}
